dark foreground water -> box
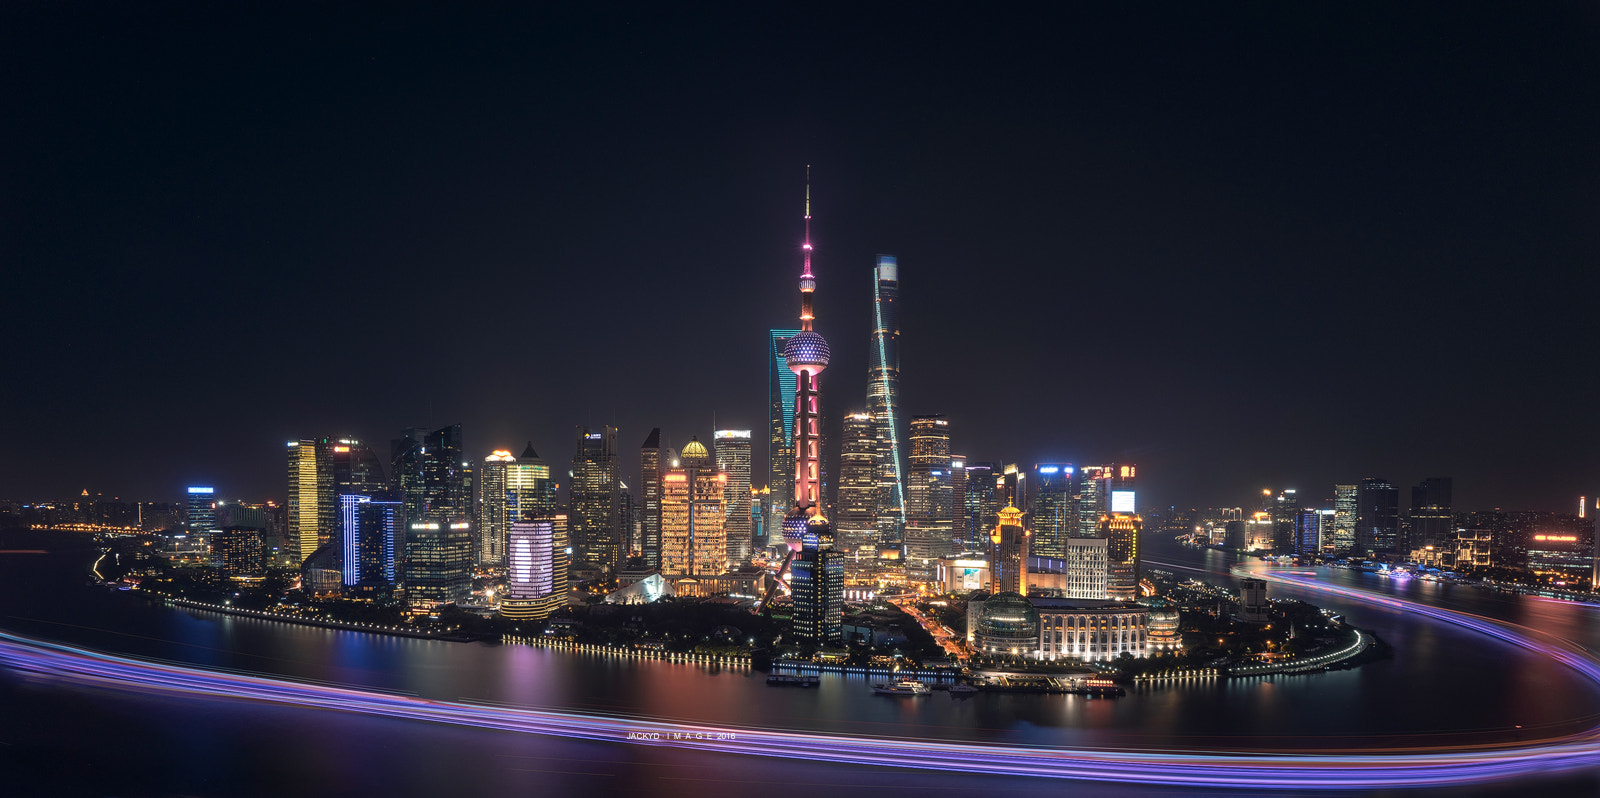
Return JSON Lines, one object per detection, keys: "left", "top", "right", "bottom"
{"left": 2, "top": 531, "right": 1598, "bottom": 797}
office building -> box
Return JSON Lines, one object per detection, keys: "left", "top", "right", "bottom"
{"left": 1032, "top": 598, "right": 1149, "bottom": 662}
{"left": 714, "top": 430, "right": 753, "bottom": 566}
{"left": 1357, "top": 478, "right": 1400, "bottom": 555}
{"left": 332, "top": 439, "right": 387, "bottom": 498}
{"left": 1332, "top": 484, "right": 1358, "bottom": 555}
{"left": 1410, "top": 477, "right": 1454, "bottom": 553}
{"left": 961, "top": 462, "right": 998, "bottom": 551}
{"left": 1101, "top": 512, "right": 1142, "bottom": 601}
{"left": 835, "top": 412, "right": 879, "bottom": 572}
{"left": 339, "top": 493, "right": 401, "bottom": 592}
{"left": 661, "top": 437, "right": 728, "bottom": 576}
{"left": 1272, "top": 489, "right": 1299, "bottom": 552}
{"left": 570, "top": 425, "right": 621, "bottom": 578}
{"left": 1030, "top": 464, "right": 1075, "bottom": 556}
{"left": 186, "top": 486, "right": 216, "bottom": 538}
{"left": 950, "top": 456, "right": 967, "bottom": 551}
{"left": 640, "top": 428, "right": 664, "bottom": 570}
{"left": 1027, "top": 538, "right": 1109, "bottom": 599}
{"left": 768, "top": 329, "right": 801, "bottom": 538}
{"left": 1293, "top": 507, "right": 1321, "bottom": 557}
{"left": 904, "top": 414, "right": 953, "bottom": 580}
{"left": 404, "top": 516, "right": 473, "bottom": 608}
{"left": 287, "top": 438, "right": 334, "bottom": 564}
{"left": 422, "top": 424, "right": 466, "bottom": 513}
{"left": 506, "top": 443, "right": 562, "bottom": 612}
{"left": 1237, "top": 577, "right": 1269, "bottom": 623}
{"left": 214, "top": 526, "right": 265, "bottom": 579}
{"left": 478, "top": 450, "right": 513, "bottom": 567}
{"left": 501, "top": 517, "right": 557, "bottom": 620}
{"left": 868, "top": 254, "right": 906, "bottom": 547}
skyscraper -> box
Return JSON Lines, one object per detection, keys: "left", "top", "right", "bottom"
{"left": 768, "top": 329, "right": 800, "bottom": 538}
{"left": 988, "top": 505, "right": 1029, "bottom": 595}
{"left": 640, "top": 428, "right": 664, "bottom": 570}
{"left": 1078, "top": 464, "right": 1136, "bottom": 536}
{"left": 961, "top": 462, "right": 998, "bottom": 552}
{"left": 661, "top": 436, "right": 728, "bottom": 577}
{"left": 422, "top": 424, "right": 466, "bottom": 514}
{"left": 867, "top": 254, "right": 906, "bottom": 547}
{"left": 950, "top": 456, "right": 967, "bottom": 553}
{"left": 714, "top": 430, "right": 753, "bottom": 566}
{"left": 1333, "top": 484, "right": 1358, "bottom": 554}
{"left": 1293, "top": 507, "right": 1321, "bottom": 557}
{"left": 389, "top": 429, "right": 426, "bottom": 524}
{"left": 570, "top": 425, "right": 620, "bottom": 578}
{"left": 478, "top": 450, "right": 514, "bottom": 567}
{"left": 403, "top": 515, "right": 472, "bottom": 607}
{"left": 783, "top": 172, "right": 842, "bottom": 645}
{"left": 1030, "top": 464, "right": 1075, "bottom": 557}
{"left": 904, "top": 414, "right": 953, "bottom": 581}
{"left": 501, "top": 518, "right": 556, "bottom": 620}
{"left": 332, "top": 439, "right": 387, "bottom": 499}
{"left": 836, "top": 412, "right": 879, "bottom": 572}
{"left": 287, "top": 438, "right": 333, "bottom": 564}
{"left": 1101, "top": 512, "right": 1142, "bottom": 601}
{"left": 1356, "top": 478, "right": 1400, "bottom": 556}
{"left": 506, "top": 443, "right": 562, "bottom": 616}
{"left": 185, "top": 486, "right": 216, "bottom": 538}
{"left": 339, "top": 492, "right": 400, "bottom": 591}
{"left": 1409, "top": 477, "right": 1454, "bottom": 554}
{"left": 1272, "top": 489, "right": 1299, "bottom": 553}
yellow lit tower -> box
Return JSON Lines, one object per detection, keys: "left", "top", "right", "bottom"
{"left": 660, "top": 436, "right": 729, "bottom": 577}
{"left": 988, "top": 505, "right": 1030, "bottom": 595}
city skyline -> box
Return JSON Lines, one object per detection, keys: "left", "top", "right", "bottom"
{"left": 4, "top": 5, "right": 1598, "bottom": 514}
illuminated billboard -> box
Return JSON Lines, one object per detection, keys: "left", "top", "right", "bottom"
{"left": 1111, "top": 490, "right": 1136, "bottom": 513}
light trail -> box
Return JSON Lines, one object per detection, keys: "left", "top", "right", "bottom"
{"left": 3, "top": 577, "right": 1599, "bottom": 790}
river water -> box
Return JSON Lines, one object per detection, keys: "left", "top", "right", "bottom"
{"left": 2, "top": 532, "right": 1597, "bottom": 797}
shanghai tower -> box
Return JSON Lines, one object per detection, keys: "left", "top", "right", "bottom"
{"left": 868, "top": 254, "right": 906, "bottom": 549}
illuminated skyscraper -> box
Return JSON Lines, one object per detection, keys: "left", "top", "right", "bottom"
{"left": 403, "top": 515, "right": 472, "bottom": 607}
{"left": 784, "top": 171, "right": 842, "bottom": 644}
{"left": 287, "top": 438, "right": 334, "bottom": 564}
{"left": 1029, "top": 464, "right": 1075, "bottom": 557}
{"left": 339, "top": 492, "right": 400, "bottom": 591}
{"left": 186, "top": 486, "right": 216, "bottom": 537}
{"left": 501, "top": 518, "right": 555, "bottom": 620}
{"left": 768, "top": 329, "right": 800, "bottom": 538}
{"left": 904, "top": 414, "right": 953, "bottom": 580}
{"left": 1332, "top": 484, "right": 1358, "bottom": 554}
{"left": 478, "top": 450, "right": 514, "bottom": 567}
{"left": 836, "top": 412, "right": 879, "bottom": 572}
{"left": 640, "top": 428, "right": 664, "bottom": 569}
{"left": 714, "top": 430, "right": 753, "bottom": 566}
{"left": 570, "top": 425, "right": 621, "bottom": 578}
{"left": 505, "top": 443, "right": 562, "bottom": 616}
{"left": 961, "top": 462, "right": 997, "bottom": 552}
{"left": 867, "top": 254, "right": 906, "bottom": 546}
{"left": 1356, "top": 478, "right": 1399, "bottom": 555}
{"left": 1078, "top": 464, "right": 1136, "bottom": 536}
{"left": 948, "top": 457, "right": 967, "bottom": 546}
{"left": 1293, "top": 507, "right": 1321, "bottom": 557}
{"left": 661, "top": 437, "right": 728, "bottom": 576}
{"left": 1101, "top": 512, "right": 1143, "bottom": 601}
{"left": 1272, "top": 489, "right": 1299, "bottom": 553}
{"left": 389, "top": 429, "right": 426, "bottom": 523}
{"left": 988, "top": 505, "right": 1029, "bottom": 595}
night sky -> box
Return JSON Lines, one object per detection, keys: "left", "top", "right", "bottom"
{"left": 4, "top": 4, "right": 1597, "bottom": 512}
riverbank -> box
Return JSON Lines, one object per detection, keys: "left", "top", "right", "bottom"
{"left": 165, "top": 598, "right": 478, "bottom": 641}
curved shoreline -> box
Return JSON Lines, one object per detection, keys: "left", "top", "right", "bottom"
{"left": 3, "top": 576, "right": 1599, "bottom": 790}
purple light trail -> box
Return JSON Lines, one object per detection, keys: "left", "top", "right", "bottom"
{"left": 2, "top": 575, "right": 1598, "bottom": 790}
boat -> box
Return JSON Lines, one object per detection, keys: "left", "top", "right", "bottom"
{"left": 947, "top": 683, "right": 979, "bottom": 695}
{"left": 872, "top": 678, "right": 932, "bottom": 696}
{"left": 766, "top": 674, "right": 819, "bottom": 687}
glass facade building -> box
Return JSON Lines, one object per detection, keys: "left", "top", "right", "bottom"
{"left": 867, "top": 255, "right": 905, "bottom": 546}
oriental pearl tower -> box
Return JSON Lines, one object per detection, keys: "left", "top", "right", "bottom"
{"left": 781, "top": 169, "right": 830, "bottom": 552}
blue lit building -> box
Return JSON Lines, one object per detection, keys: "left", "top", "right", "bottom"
{"left": 868, "top": 255, "right": 906, "bottom": 545}
{"left": 767, "top": 328, "right": 800, "bottom": 541}
{"left": 1029, "top": 464, "right": 1076, "bottom": 557}
{"left": 340, "top": 492, "right": 401, "bottom": 593}
{"left": 185, "top": 486, "right": 216, "bottom": 538}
